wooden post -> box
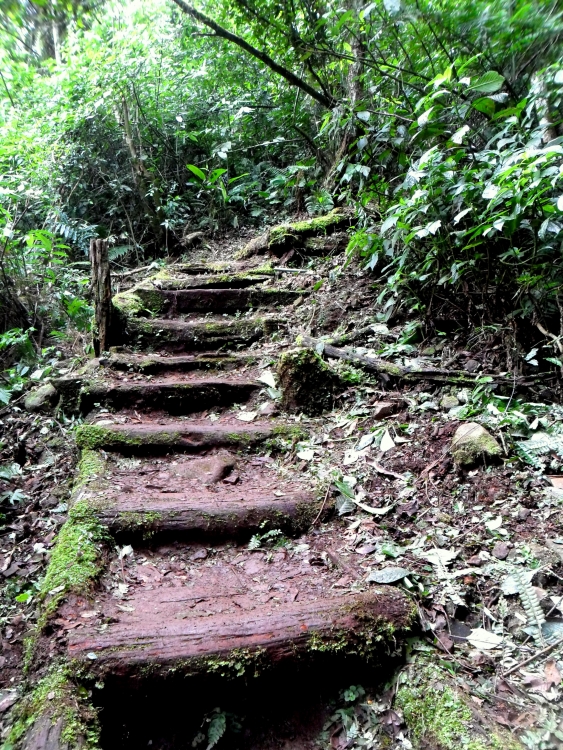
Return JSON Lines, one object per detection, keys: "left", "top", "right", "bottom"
{"left": 90, "top": 238, "right": 112, "bottom": 356}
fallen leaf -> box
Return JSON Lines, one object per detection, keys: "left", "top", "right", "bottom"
{"left": 380, "top": 430, "right": 395, "bottom": 452}
{"left": 296, "top": 449, "right": 315, "bottom": 461}
{"left": 466, "top": 627, "right": 503, "bottom": 650}
{"left": 485, "top": 515, "right": 503, "bottom": 531}
{"left": 257, "top": 370, "right": 277, "bottom": 389}
{"left": 421, "top": 548, "right": 458, "bottom": 566}
{"left": 355, "top": 433, "right": 375, "bottom": 451}
{"left": 545, "top": 659, "right": 562, "bottom": 686}
{"left": 367, "top": 566, "right": 413, "bottom": 584}
{"left": 343, "top": 449, "right": 359, "bottom": 465}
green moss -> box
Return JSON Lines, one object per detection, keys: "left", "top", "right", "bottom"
{"left": 113, "top": 286, "right": 165, "bottom": 319}
{"left": 3, "top": 665, "right": 100, "bottom": 750}
{"left": 117, "top": 511, "right": 162, "bottom": 536}
{"left": 396, "top": 661, "right": 522, "bottom": 750}
{"left": 75, "top": 425, "right": 182, "bottom": 450}
{"left": 38, "top": 499, "right": 107, "bottom": 623}
{"left": 269, "top": 209, "right": 347, "bottom": 247}
{"left": 75, "top": 449, "right": 106, "bottom": 486}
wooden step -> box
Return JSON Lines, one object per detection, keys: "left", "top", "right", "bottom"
{"left": 75, "top": 420, "right": 297, "bottom": 451}
{"left": 79, "top": 377, "right": 261, "bottom": 415}
{"left": 64, "top": 546, "right": 413, "bottom": 675}
{"left": 127, "top": 316, "right": 281, "bottom": 352}
{"left": 102, "top": 352, "right": 256, "bottom": 374}
{"left": 155, "top": 288, "right": 304, "bottom": 314}
{"left": 76, "top": 450, "right": 322, "bottom": 537}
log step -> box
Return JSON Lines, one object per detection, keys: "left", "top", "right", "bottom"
{"left": 141, "top": 272, "right": 273, "bottom": 290}
{"left": 102, "top": 352, "right": 256, "bottom": 374}
{"left": 79, "top": 377, "right": 261, "bottom": 415}
{"left": 75, "top": 420, "right": 298, "bottom": 452}
{"left": 127, "top": 315, "right": 281, "bottom": 352}
{"left": 65, "top": 564, "right": 413, "bottom": 676}
{"left": 157, "top": 288, "right": 304, "bottom": 314}
{"left": 77, "top": 450, "right": 322, "bottom": 537}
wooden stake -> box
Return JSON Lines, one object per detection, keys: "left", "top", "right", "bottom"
{"left": 90, "top": 238, "right": 112, "bottom": 356}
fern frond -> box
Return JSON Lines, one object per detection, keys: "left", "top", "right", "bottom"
{"left": 515, "top": 568, "right": 545, "bottom": 645}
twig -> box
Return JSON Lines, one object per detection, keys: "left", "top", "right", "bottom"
{"left": 312, "top": 484, "right": 331, "bottom": 526}
{"left": 504, "top": 636, "right": 563, "bottom": 676}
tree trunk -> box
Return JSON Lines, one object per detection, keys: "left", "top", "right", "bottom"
{"left": 90, "top": 239, "right": 112, "bottom": 356}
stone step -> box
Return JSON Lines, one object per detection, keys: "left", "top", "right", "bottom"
{"left": 79, "top": 377, "right": 261, "bottom": 415}
{"left": 64, "top": 543, "right": 413, "bottom": 676}
{"left": 103, "top": 352, "right": 256, "bottom": 374}
{"left": 126, "top": 316, "right": 281, "bottom": 352}
{"left": 155, "top": 288, "right": 304, "bottom": 314}
{"left": 75, "top": 420, "right": 297, "bottom": 452}
{"left": 76, "top": 449, "right": 323, "bottom": 538}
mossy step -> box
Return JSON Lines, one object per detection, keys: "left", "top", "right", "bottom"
{"left": 102, "top": 352, "right": 257, "bottom": 374}
{"left": 126, "top": 316, "right": 281, "bottom": 352}
{"left": 122, "top": 272, "right": 274, "bottom": 294}
{"left": 66, "top": 583, "right": 413, "bottom": 677}
{"left": 75, "top": 421, "right": 296, "bottom": 451}
{"left": 157, "top": 288, "right": 305, "bottom": 314}
{"left": 79, "top": 378, "right": 261, "bottom": 415}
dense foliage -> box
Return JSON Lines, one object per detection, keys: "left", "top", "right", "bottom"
{"left": 0, "top": 0, "right": 562, "bottom": 383}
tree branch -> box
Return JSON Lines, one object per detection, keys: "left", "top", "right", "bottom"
{"left": 169, "top": 0, "right": 336, "bottom": 109}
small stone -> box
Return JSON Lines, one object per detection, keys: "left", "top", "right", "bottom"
{"left": 24, "top": 383, "right": 58, "bottom": 413}
{"left": 259, "top": 401, "right": 279, "bottom": 416}
{"left": 464, "top": 359, "right": 481, "bottom": 372}
{"left": 372, "top": 401, "right": 398, "bottom": 419}
{"left": 440, "top": 395, "right": 459, "bottom": 410}
{"left": 517, "top": 507, "right": 531, "bottom": 521}
{"left": 492, "top": 542, "right": 509, "bottom": 560}
{"left": 450, "top": 422, "right": 502, "bottom": 466}
{"left": 466, "top": 555, "right": 483, "bottom": 567}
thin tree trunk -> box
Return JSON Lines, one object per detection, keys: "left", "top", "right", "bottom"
{"left": 90, "top": 239, "right": 112, "bottom": 356}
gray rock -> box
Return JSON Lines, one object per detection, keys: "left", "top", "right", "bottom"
{"left": 24, "top": 383, "right": 58, "bottom": 413}
{"left": 450, "top": 422, "right": 501, "bottom": 466}
{"left": 440, "top": 395, "right": 459, "bottom": 410}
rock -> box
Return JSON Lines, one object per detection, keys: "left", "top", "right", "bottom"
{"left": 463, "top": 359, "right": 481, "bottom": 372}
{"left": 24, "top": 383, "right": 58, "bottom": 413}
{"left": 372, "top": 401, "right": 398, "bottom": 419}
{"left": 466, "top": 555, "right": 483, "bottom": 567}
{"left": 492, "top": 542, "right": 510, "bottom": 560}
{"left": 450, "top": 422, "right": 502, "bottom": 466}
{"left": 440, "top": 395, "right": 459, "bottom": 410}
{"left": 277, "top": 348, "right": 338, "bottom": 415}
{"left": 517, "top": 507, "right": 531, "bottom": 521}
{"left": 259, "top": 401, "right": 279, "bottom": 416}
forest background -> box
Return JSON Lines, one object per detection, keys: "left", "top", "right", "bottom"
{"left": 0, "top": 0, "right": 562, "bottom": 398}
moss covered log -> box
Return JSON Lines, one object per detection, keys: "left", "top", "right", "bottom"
{"left": 236, "top": 208, "right": 353, "bottom": 259}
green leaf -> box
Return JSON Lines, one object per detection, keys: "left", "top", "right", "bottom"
{"left": 186, "top": 164, "right": 206, "bottom": 181}
{"left": 472, "top": 97, "right": 496, "bottom": 117}
{"left": 468, "top": 71, "right": 505, "bottom": 94}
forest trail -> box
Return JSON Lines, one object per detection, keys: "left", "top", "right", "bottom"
{"left": 26, "top": 257, "right": 413, "bottom": 749}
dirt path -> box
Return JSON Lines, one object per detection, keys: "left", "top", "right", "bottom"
{"left": 4, "top": 247, "right": 563, "bottom": 750}
{"left": 13, "top": 258, "right": 413, "bottom": 750}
